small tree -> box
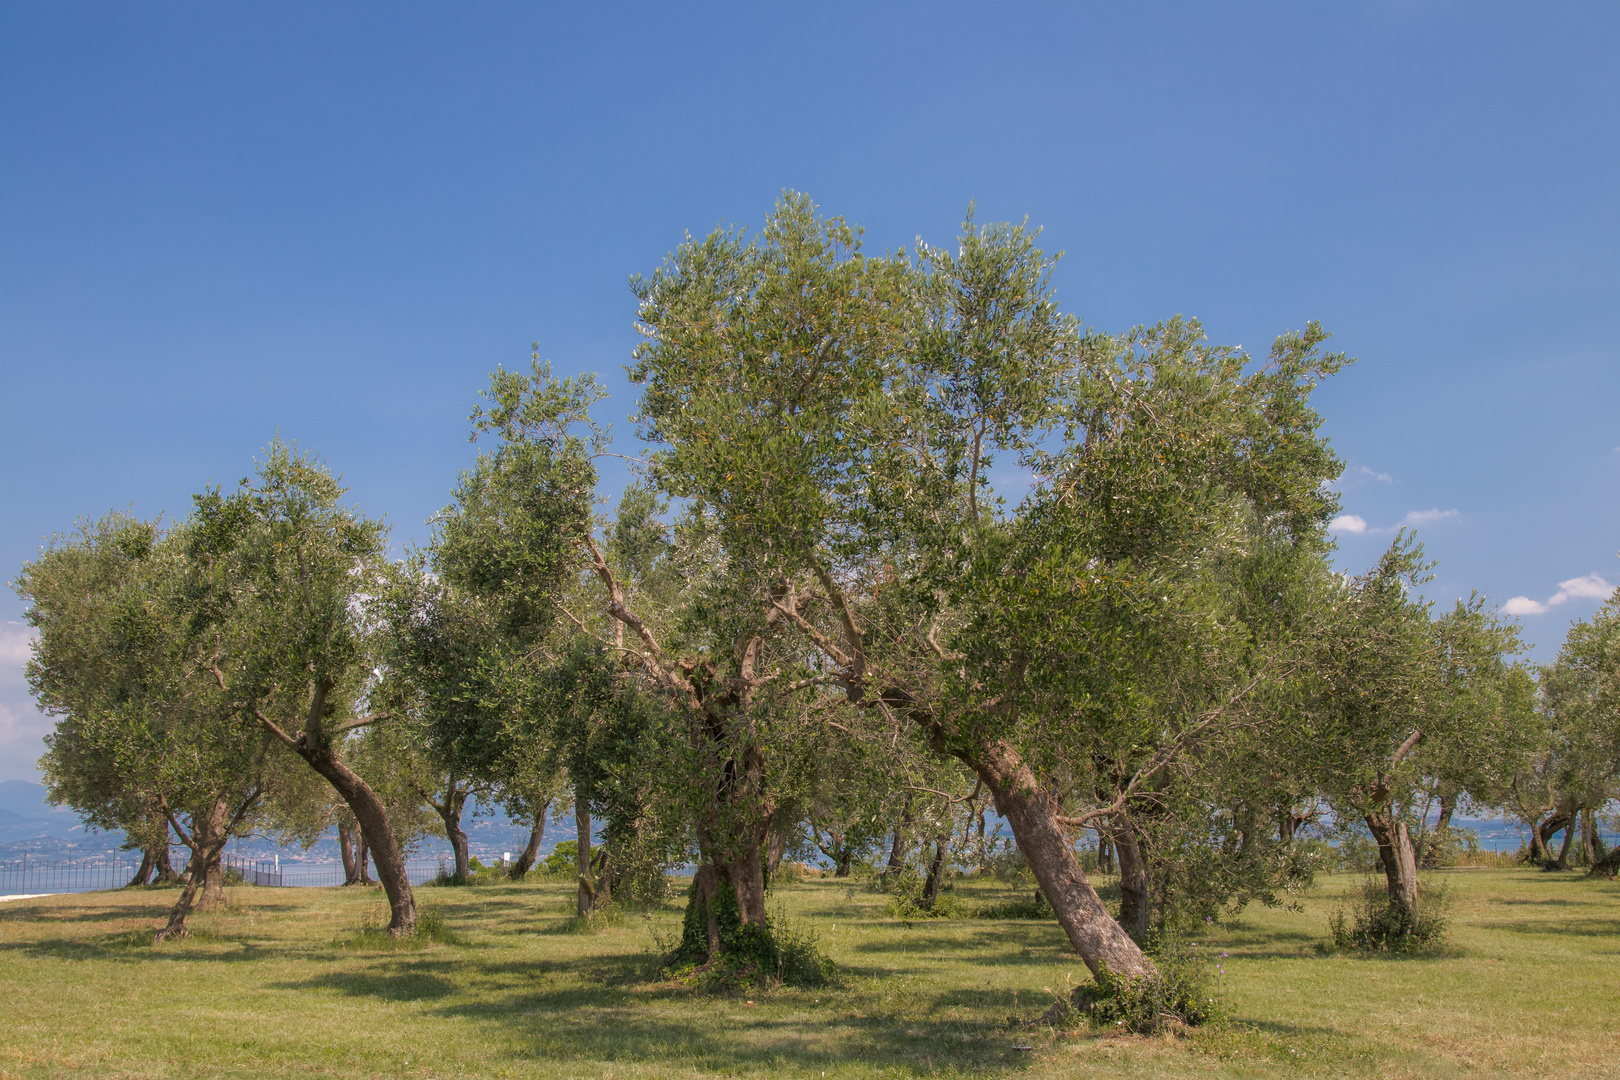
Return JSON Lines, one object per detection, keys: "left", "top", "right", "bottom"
{"left": 187, "top": 441, "right": 421, "bottom": 933}
{"left": 20, "top": 513, "right": 301, "bottom": 939}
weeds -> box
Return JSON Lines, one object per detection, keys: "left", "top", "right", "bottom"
{"left": 338, "top": 901, "right": 460, "bottom": 949}
{"left": 1068, "top": 935, "right": 1223, "bottom": 1033}
{"left": 1325, "top": 878, "right": 1451, "bottom": 953}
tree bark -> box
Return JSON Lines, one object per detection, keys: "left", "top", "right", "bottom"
{"left": 1365, "top": 811, "right": 1419, "bottom": 914}
{"left": 155, "top": 797, "right": 235, "bottom": 941}
{"left": 922, "top": 833, "right": 949, "bottom": 908}
{"left": 1579, "top": 807, "right": 1604, "bottom": 866}
{"left": 1110, "top": 816, "right": 1151, "bottom": 942}
{"left": 128, "top": 847, "right": 156, "bottom": 887}
{"left": 298, "top": 748, "right": 415, "bottom": 934}
{"left": 1553, "top": 816, "right": 1576, "bottom": 870}
{"left": 152, "top": 840, "right": 178, "bottom": 884}
{"left": 1421, "top": 791, "right": 1457, "bottom": 869}
{"left": 339, "top": 820, "right": 359, "bottom": 885}
{"left": 357, "top": 835, "right": 373, "bottom": 884}
{"left": 883, "top": 798, "right": 912, "bottom": 883}
{"left": 955, "top": 737, "right": 1156, "bottom": 978}
{"left": 429, "top": 787, "right": 471, "bottom": 884}
{"left": 510, "top": 802, "right": 548, "bottom": 879}
{"left": 766, "top": 826, "right": 787, "bottom": 883}
{"left": 576, "top": 799, "right": 595, "bottom": 917}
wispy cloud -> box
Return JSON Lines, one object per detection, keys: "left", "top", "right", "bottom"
{"left": 1502, "top": 574, "right": 1616, "bottom": 617}
{"left": 0, "top": 623, "right": 35, "bottom": 688}
{"left": 1329, "top": 508, "right": 1461, "bottom": 536}
{"left": 1327, "top": 464, "right": 1396, "bottom": 490}
{"left": 1398, "top": 508, "right": 1459, "bottom": 528}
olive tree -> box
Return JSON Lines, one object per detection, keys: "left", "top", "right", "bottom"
{"left": 20, "top": 512, "right": 301, "bottom": 939}
{"left": 187, "top": 441, "right": 421, "bottom": 933}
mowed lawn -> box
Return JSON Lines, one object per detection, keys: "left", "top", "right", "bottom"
{"left": 0, "top": 867, "right": 1616, "bottom": 1080}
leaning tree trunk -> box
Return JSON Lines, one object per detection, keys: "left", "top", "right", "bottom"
{"left": 954, "top": 737, "right": 1156, "bottom": 979}
{"left": 510, "top": 802, "right": 549, "bottom": 879}
{"left": 1110, "top": 816, "right": 1152, "bottom": 942}
{"left": 1364, "top": 810, "right": 1419, "bottom": 915}
{"left": 299, "top": 749, "right": 416, "bottom": 934}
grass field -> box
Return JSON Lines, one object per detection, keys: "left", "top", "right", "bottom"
{"left": 1, "top": 867, "right": 1616, "bottom": 1079}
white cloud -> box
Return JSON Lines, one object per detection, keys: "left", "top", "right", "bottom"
{"left": 1501, "top": 574, "right": 1615, "bottom": 618}
{"left": 1398, "top": 508, "right": 1460, "bottom": 528}
{"left": 1331, "top": 508, "right": 1460, "bottom": 536}
{"left": 1355, "top": 466, "right": 1394, "bottom": 484}
{"left": 0, "top": 622, "right": 35, "bottom": 688}
{"left": 1547, "top": 574, "right": 1615, "bottom": 607}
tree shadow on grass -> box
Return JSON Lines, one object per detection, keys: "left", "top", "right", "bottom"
{"left": 288, "top": 964, "right": 459, "bottom": 1002}
{"left": 0, "top": 900, "right": 177, "bottom": 924}
{"left": 271, "top": 947, "right": 1038, "bottom": 1076}
{"left": 1481, "top": 917, "right": 1620, "bottom": 941}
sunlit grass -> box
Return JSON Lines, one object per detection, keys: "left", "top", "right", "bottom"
{"left": 0, "top": 867, "right": 1615, "bottom": 1078}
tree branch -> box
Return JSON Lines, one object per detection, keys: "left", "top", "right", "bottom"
{"left": 253, "top": 710, "right": 300, "bottom": 751}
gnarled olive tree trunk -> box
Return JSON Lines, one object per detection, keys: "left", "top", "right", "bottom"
{"left": 155, "top": 795, "right": 244, "bottom": 942}
{"left": 1364, "top": 810, "right": 1419, "bottom": 914}
{"left": 1108, "top": 815, "right": 1152, "bottom": 942}
{"left": 298, "top": 748, "right": 416, "bottom": 934}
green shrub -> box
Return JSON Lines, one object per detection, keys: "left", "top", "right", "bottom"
{"left": 1326, "top": 878, "right": 1450, "bottom": 953}
{"left": 542, "top": 841, "right": 579, "bottom": 877}
{"left": 881, "top": 867, "right": 964, "bottom": 919}
{"left": 1070, "top": 936, "right": 1222, "bottom": 1033}
{"left": 664, "top": 880, "right": 835, "bottom": 991}
{"left": 981, "top": 840, "right": 1031, "bottom": 883}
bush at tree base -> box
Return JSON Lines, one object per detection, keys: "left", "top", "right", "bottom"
{"left": 664, "top": 877, "right": 834, "bottom": 990}
{"left": 1327, "top": 879, "right": 1451, "bottom": 953}
{"left": 1066, "top": 936, "right": 1222, "bottom": 1034}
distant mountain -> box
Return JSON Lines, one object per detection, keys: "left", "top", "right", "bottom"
{"left": 0, "top": 779, "right": 72, "bottom": 819}
{"left": 0, "top": 779, "right": 118, "bottom": 854}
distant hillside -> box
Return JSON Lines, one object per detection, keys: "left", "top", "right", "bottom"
{"left": 0, "top": 779, "right": 111, "bottom": 852}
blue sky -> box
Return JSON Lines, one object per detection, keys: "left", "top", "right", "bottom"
{"left": 2, "top": 3, "right": 1617, "bottom": 781}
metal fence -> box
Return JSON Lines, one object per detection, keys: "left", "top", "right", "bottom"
{"left": 0, "top": 854, "right": 141, "bottom": 895}
{"left": 1, "top": 855, "right": 453, "bottom": 896}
